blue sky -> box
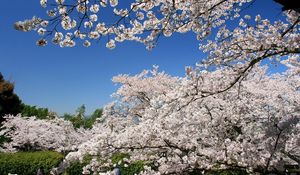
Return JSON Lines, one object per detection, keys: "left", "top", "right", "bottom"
{"left": 0, "top": 0, "right": 283, "bottom": 115}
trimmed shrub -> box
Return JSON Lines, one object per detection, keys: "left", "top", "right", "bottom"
{"left": 0, "top": 151, "right": 64, "bottom": 175}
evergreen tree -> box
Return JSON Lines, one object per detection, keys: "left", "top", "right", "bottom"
{"left": 0, "top": 73, "right": 23, "bottom": 123}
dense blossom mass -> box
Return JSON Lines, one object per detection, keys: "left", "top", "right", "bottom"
{"left": 7, "top": 0, "right": 300, "bottom": 174}
{"left": 0, "top": 114, "right": 91, "bottom": 153}
{"left": 1, "top": 65, "right": 300, "bottom": 174}
{"left": 61, "top": 66, "right": 300, "bottom": 174}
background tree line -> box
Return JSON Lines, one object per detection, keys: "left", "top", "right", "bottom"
{"left": 0, "top": 72, "right": 102, "bottom": 129}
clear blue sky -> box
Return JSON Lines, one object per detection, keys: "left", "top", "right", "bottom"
{"left": 0, "top": 0, "right": 283, "bottom": 115}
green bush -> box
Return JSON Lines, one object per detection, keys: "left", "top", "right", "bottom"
{"left": 0, "top": 135, "right": 11, "bottom": 149}
{"left": 64, "top": 161, "right": 85, "bottom": 175}
{"left": 63, "top": 152, "right": 249, "bottom": 175}
{"left": 111, "top": 152, "right": 130, "bottom": 164}
{"left": 121, "top": 160, "right": 145, "bottom": 175}
{"left": 0, "top": 151, "right": 64, "bottom": 175}
{"left": 110, "top": 153, "right": 148, "bottom": 175}
{"left": 64, "top": 153, "right": 147, "bottom": 175}
{"left": 64, "top": 155, "right": 92, "bottom": 175}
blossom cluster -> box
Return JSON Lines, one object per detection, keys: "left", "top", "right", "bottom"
{"left": 1, "top": 66, "right": 299, "bottom": 174}
{"left": 17, "top": 0, "right": 252, "bottom": 49}
{"left": 199, "top": 11, "right": 300, "bottom": 72}
{"left": 0, "top": 114, "right": 91, "bottom": 153}
{"left": 64, "top": 66, "right": 300, "bottom": 174}
{"left": 15, "top": 1, "right": 299, "bottom": 77}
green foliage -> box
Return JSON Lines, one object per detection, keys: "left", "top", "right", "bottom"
{"left": 64, "top": 155, "right": 92, "bottom": 175}
{"left": 111, "top": 153, "right": 147, "bottom": 175}
{"left": 111, "top": 153, "right": 130, "bottom": 164}
{"left": 68, "top": 115, "right": 85, "bottom": 128}
{"left": 63, "top": 112, "right": 85, "bottom": 128}
{"left": 121, "top": 160, "right": 145, "bottom": 175}
{"left": 188, "top": 164, "right": 248, "bottom": 175}
{"left": 199, "top": 169, "right": 248, "bottom": 175}
{"left": 62, "top": 113, "right": 73, "bottom": 120}
{"left": 0, "top": 73, "right": 23, "bottom": 123}
{"left": 76, "top": 104, "right": 86, "bottom": 119}
{"left": 91, "top": 108, "right": 103, "bottom": 119}
{"left": 85, "top": 108, "right": 103, "bottom": 128}
{"left": 64, "top": 161, "right": 84, "bottom": 175}
{"left": 285, "top": 165, "right": 300, "bottom": 174}
{"left": 0, "top": 151, "right": 64, "bottom": 175}
{"left": 21, "top": 104, "right": 52, "bottom": 119}
{"left": 64, "top": 153, "right": 147, "bottom": 175}
{"left": 63, "top": 104, "right": 87, "bottom": 128}
{"left": 0, "top": 135, "right": 11, "bottom": 147}
{"left": 63, "top": 106, "right": 103, "bottom": 129}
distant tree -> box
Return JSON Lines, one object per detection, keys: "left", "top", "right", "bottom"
{"left": 21, "top": 104, "right": 55, "bottom": 120}
{"left": 63, "top": 105, "right": 86, "bottom": 128}
{"left": 84, "top": 108, "right": 103, "bottom": 129}
{"left": 69, "top": 116, "right": 85, "bottom": 129}
{"left": 91, "top": 108, "right": 103, "bottom": 120}
{"left": 62, "top": 113, "right": 73, "bottom": 121}
{"left": 63, "top": 106, "right": 103, "bottom": 129}
{"left": 75, "top": 104, "right": 86, "bottom": 119}
{"left": 0, "top": 73, "right": 23, "bottom": 124}
{"left": 0, "top": 114, "right": 90, "bottom": 153}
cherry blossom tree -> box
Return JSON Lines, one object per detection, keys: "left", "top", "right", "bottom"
{"left": 0, "top": 114, "right": 91, "bottom": 153}
{"left": 14, "top": 0, "right": 299, "bottom": 89}
{"left": 199, "top": 10, "right": 300, "bottom": 93}
{"left": 61, "top": 66, "right": 300, "bottom": 175}
{"left": 12, "top": 1, "right": 300, "bottom": 174}
{"left": 1, "top": 65, "right": 299, "bottom": 174}
{"left": 15, "top": 0, "right": 252, "bottom": 49}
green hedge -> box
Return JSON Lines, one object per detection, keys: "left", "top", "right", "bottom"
{"left": 64, "top": 153, "right": 147, "bottom": 175}
{"left": 0, "top": 151, "right": 64, "bottom": 175}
